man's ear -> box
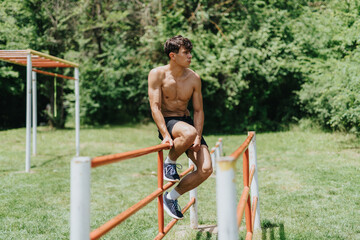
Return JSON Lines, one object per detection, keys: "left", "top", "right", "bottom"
{"left": 169, "top": 52, "right": 175, "bottom": 60}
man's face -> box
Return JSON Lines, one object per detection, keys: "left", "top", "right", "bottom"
{"left": 173, "top": 46, "right": 192, "bottom": 68}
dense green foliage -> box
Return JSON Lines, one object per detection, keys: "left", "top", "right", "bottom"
{"left": 1, "top": 0, "right": 359, "bottom": 134}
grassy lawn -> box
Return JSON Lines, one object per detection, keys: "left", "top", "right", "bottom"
{"left": 0, "top": 123, "right": 359, "bottom": 239}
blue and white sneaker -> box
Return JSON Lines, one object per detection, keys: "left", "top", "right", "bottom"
{"left": 163, "top": 163, "right": 182, "bottom": 182}
{"left": 163, "top": 192, "right": 184, "bottom": 219}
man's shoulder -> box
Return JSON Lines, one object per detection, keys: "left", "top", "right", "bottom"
{"left": 186, "top": 68, "right": 201, "bottom": 81}
{"left": 149, "top": 65, "right": 167, "bottom": 76}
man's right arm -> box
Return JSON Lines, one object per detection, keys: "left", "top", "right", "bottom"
{"left": 148, "top": 68, "right": 173, "bottom": 147}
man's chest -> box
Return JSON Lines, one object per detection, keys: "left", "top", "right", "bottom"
{"left": 162, "top": 77, "right": 194, "bottom": 101}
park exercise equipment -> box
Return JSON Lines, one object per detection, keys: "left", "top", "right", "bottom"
{"left": 70, "top": 138, "right": 223, "bottom": 239}
{"left": 216, "top": 131, "right": 260, "bottom": 240}
{"left": 0, "top": 50, "right": 80, "bottom": 172}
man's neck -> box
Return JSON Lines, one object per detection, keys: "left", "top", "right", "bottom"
{"left": 168, "top": 61, "right": 185, "bottom": 78}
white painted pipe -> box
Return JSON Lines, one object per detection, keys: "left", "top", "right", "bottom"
{"left": 189, "top": 159, "right": 198, "bottom": 229}
{"left": 70, "top": 156, "right": 91, "bottom": 240}
{"left": 215, "top": 143, "right": 221, "bottom": 160}
{"left": 216, "top": 156, "right": 238, "bottom": 240}
{"left": 218, "top": 138, "right": 223, "bottom": 156}
{"left": 25, "top": 53, "right": 32, "bottom": 172}
{"left": 210, "top": 147, "right": 216, "bottom": 174}
{"left": 249, "top": 131, "right": 261, "bottom": 230}
{"left": 74, "top": 68, "right": 80, "bottom": 156}
{"left": 32, "top": 71, "right": 37, "bottom": 156}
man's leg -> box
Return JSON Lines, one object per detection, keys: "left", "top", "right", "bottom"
{"left": 163, "top": 121, "right": 197, "bottom": 182}
{"left": 163, "top": 122, "right": 212, "bottom": 219}
{"left": 168, "top": 121, "right": 197, "bottom": 161}
{"left": 174, "top": 145, "right": 213, "bottom": 195}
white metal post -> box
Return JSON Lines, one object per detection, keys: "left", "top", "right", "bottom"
{"left": 32, "top": 71, "right": 37, "bottom": 156}
{"left": 70, "top": 156, "right": 91, "bottom": 240}
{"left": 218, "top": 138, "right": 223, "bottom": 156}
{"left": 249, "top": 131, "right": 261, "bottom": 230}
{"left": 25, "top": 53, "right": 32, "bottom": 172}
{"left": 210, "top": 147, "right": 216, "bottom": 174}
{"left": 74, "top": 68, "right": 80, "bottom": 156}
{"left": 216, "top": 156, "right": 238, "bottom": 240}
{"left": 189, "top": 159, "right": 198, "bottom": 229}
{"left": 215, "top": 143, "right": 221, "bottom": 161}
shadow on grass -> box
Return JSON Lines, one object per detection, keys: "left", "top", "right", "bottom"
{"left": 261, "top": 219, "right": 286, "bottom": 240}
{"left": 195, "top": 225, "right": 217, "bottom": 240}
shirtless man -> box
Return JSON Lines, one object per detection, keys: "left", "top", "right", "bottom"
{"left": 148, "top": 35, "right": 213, "bottom": 219}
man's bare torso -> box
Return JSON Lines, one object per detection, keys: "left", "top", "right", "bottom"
{"left": 156, "top": 65, "right": 198, "bottom": 117}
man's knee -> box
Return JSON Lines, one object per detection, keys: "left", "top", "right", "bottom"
{"left": 181, "top": 126, "right": 197, "bottom": 144}
{"left": 199, "top": 163, "right": 213, "bottom": 179}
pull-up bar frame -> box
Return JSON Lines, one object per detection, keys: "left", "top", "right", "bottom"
{"left": 0, "top": 49, "right": 80, "bottom": 172}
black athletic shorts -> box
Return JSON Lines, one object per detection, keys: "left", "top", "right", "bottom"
{"left": 158, "top": 115, "right": 208, "bottom": 147}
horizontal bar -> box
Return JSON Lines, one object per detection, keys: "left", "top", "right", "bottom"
{"left": 251, "top": 197, "right": 258, "bottom": 232}
{"left": 249, "top": 165, "right": 255, "bottom": 187}
{"left": 245, "top": 231, "right": 253, "bottom": 240}
{"left": 230, "top": 132, "right": 254, "bottom": 160}
{"left": 28, "top": 49, "right": 79, "bottom": 67}
{"left": 154, "top": 197, "right": 196, "bottom": 240}
{"left": 32, "top": 69, "right": 75, "bottom": 80}
{"left": 90, "top": 165, "right": 194, "bottom": 240}
{"left": 237, "top": 186, "right": 250, "bottom": 228}
{"left": 91, "top": 143, "right": 171, "bottom": 168}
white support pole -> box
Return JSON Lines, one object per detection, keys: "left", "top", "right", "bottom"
{"left": 32, "top": 71, "right": 37, "bottom": 156}
{"left": 70, "top": 156, "right": 91, "bottom": 240}
{"left": 216, "top": 156, "right": 238, "bottom": 240}
{"left": 189, "top": 159, "right": 198, "bottom": 229}
{"left": 215, "top": 143, "right": 221, "bottom": 160}
{"left": 249, "top": 131, "right": 261, "bottom": 230}
{"left": 25, "top": 53, "right": 32, "bottom": 172}
{"left": 74, "top": 68, "right": 80, "bottom": 156}
{"left": 210, "top": 147, "right": 216, "bottom": 174}
{"left": 218, "top": 138, "right": 223, "bottom": 156}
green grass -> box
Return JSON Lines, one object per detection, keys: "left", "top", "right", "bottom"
{"left": 0, "top": 123, "right": 359, "bottom": 239}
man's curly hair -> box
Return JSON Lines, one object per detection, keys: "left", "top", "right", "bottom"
{"left": 164, "top": 35, "right": 193, "bottom": 59}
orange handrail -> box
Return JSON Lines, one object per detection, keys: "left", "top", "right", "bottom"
{"left": 154, "top": 197, "right": 196, "bottom": 240}
{"left": 89, "top": 142, "right": 196, "bottom": 240}
{"left": 91, "top": 143, "right": 171, "bottom": 168}
{"left": 226, "top": 133, "right": 257, "bottom": 239}
{"left": 230, "top": 132, "right": 254, "bottom": 160}
{"left": 90, "top": 165, "right": 194, "bottom": 240}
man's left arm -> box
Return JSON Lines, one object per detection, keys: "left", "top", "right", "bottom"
{"left": 191, "top": 75, "right": 204, "bottom": 152}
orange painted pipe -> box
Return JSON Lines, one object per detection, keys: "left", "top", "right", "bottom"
{"left": 154, "top": 197, "right": 196, "bottom": 240}
{"left": 251, "top": 197, "right": 258, "bottom": 232}
{"left": 245, "top": 231, "right": 253, "bottom": 240}
{"left": 230, "top": 132, "right": 254, "bottom": 160}
{"left": 90, "top": 166, "right": 193, "bottom": 240}
{"left": 237, "top": 186, "right": 250, "bottom": 228}
{"left": 157, "top": 151, "right": 164, "bottom": 234}
{"left": 243, "top": 149, "right": 253, "bottom": 233}
{"left": 32, "top": 69, "right": 76, "bottom": 80}
{"left": 249, "top": 165, "right": 255, "bottom": 187}
{"left": 91, "top": 143, "right": 171, "bottom": 168}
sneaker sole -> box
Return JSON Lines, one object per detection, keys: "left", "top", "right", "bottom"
{"left": 163, "top": 202, "right": 184, "bottom": 220}
{"left": 163, "top": 175, "right": 180, "bottom": 182}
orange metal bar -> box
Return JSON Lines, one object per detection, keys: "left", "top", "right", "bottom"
{"left": 154, "top": 197, "right": 196, "bottom": 240}
{"left": 249, "top": 165, "right": 255, "bottom": 187}
{"left": 32, "top": 69, "right": 76, "bottom": 80}
{"left": 91, "top": 143, "right": 171, "bottom": 168}
{"left": 157, "top": 151, "right": 164, "bottom": 235}
{"left": 237, "top": 186, "right": 250, "bottom": 228}
{"left": 251, "top": 197, "right": 258, "bottom": 232}
{"left": 245, "top": 232, "right": 253, "bottom": 240}
{"left": 230, "top": 132, "right": 254, "bottom": 160}
{"left": 243, "top": 149, "right": 253, "bottom": 234}
{"left": 90, "top": 165, "right": 194, "bottom": 240}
